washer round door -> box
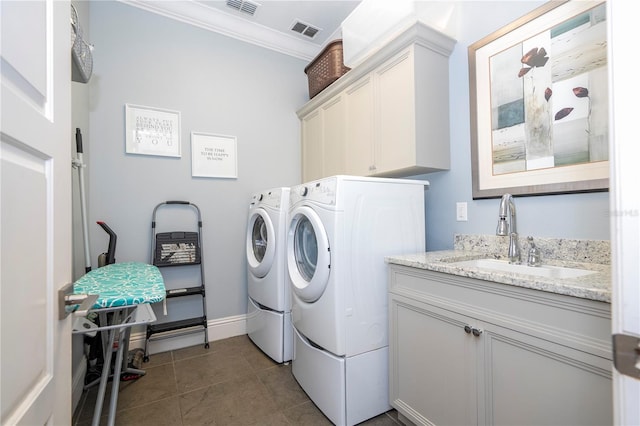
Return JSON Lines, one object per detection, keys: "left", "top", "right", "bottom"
{"left": 287, "top": 205, "right": 331, "bottom": 303}
{"left": 246, "top": 208, "right": 275, "bottom": 278}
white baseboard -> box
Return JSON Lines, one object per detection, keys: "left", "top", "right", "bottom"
{"left": 129, "top": 313, "right": 247, "bottom": 355}
{"left": 72, "top": 355, "right": 87, "bottom": 413}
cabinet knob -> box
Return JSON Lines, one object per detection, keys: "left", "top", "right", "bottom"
{"left": 472, "top": 328, "right": 483, "bottom": 337}
{"left": 464, "top": 325, "right": 472, "bottom": 334}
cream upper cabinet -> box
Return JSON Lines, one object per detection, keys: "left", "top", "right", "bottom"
{"left": 301, "top": 108, "right": 323, "bottom": 182}
{"left": 371, "top": 44, "right": 452, "bottom": 177}
{"left": 344, "top": 75, "right": 374, "bottom": 176}
{"left": 297, "top": 22, "right": 456, "bottom": 181}
{"left": 322, "top": 95, "right": 346, "bottom": 178}
{"left": 375, "top": 49, "right": 416, "bottom": 175}
{"left": 300, "top": 93, "right": 346, "bottom": 182}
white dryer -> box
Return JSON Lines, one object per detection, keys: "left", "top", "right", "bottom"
{"left": 287, "top": 175, "right": 427, "bottom": 426}
{"left": 246, "top": 187, "right": 292, "bottom": 363}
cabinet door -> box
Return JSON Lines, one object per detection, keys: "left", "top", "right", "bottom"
{"left": 301, "top": 109, "right": 323, "bottom": 182}
{"left": 480, "top": 322, "right": 612, "bottom": 426}
{"left": 344, "top": 75, "right": 375, "bottom": 176}
{"left": 390, "top": 295, "right": 477, "bottom": 426}
{"left": 300, "top": 95, "right": 345, "bottom": 182}
{"left": 375, "top": 49, "right": 415, "bottom": 174}
{"left": 321, "top": 95, "right": 346, "bottom": 178}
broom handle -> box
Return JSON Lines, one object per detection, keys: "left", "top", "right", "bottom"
{"left": 76, "top": 128, "right": 92, "bottom": 272}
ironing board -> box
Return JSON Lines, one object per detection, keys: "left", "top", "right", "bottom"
{"left": 72, "top": 262, "right": 165, "bottom": 426}
{"left": 73, "top": 261, "right": 166, "bottom": 308}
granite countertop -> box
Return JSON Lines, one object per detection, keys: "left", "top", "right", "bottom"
{"left": 386, "top": 235, "right": 612, "bottom": 303}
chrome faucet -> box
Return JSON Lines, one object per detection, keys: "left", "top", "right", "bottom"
{"left": 496, "top": 193, "right": 520, "bottom": 264}
{"left": 526, "top": 236, "right": 542, "bottom": 267}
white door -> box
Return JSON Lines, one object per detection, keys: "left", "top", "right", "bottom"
{"left": 1, "top": 1, "right": 72, "bottom": 424}
{"left": 608, "top": 1, "right": 640, "bottom": 424}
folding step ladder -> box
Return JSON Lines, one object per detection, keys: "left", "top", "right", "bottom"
{"left": 143, "top": 201, "right": 209, "bottom": 361}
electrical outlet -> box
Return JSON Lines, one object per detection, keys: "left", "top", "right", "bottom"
{"left": 456, "top": 202, "right": 468, "bottom": 221}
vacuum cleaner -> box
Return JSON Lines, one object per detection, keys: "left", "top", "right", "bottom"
{"left": 96, "top": 221, "right": 117, "bottom": 267}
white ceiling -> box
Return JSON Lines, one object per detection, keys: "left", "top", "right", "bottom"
{"left": 120, "top": 0, "right": 362, "bottom": 61}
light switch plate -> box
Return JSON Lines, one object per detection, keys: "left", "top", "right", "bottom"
{"left": 456, "top": 202, "right": 468, "bottom": 221}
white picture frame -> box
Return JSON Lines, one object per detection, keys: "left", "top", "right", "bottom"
{"left": 191, "top": 132, "right": 238, "bottom": 179}
{"left": 125, "top": 104, "right": 181, "bottom": 157}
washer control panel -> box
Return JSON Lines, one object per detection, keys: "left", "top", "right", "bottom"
{"left": 250, "top": 187, "right": 288, "bottom": 209}
{"left": 290, "top": 177, "right": 337, "bottom": 206}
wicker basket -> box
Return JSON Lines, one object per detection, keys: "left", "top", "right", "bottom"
{"left": 304, "top": 40, "right": 351, "bottom": 99}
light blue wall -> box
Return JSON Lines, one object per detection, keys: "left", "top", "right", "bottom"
{"left": 87, "top": 2, "right": 305, "bottom": 320}
{"left": 83, "top": 1, "right": 611, "bottom": 323}
{"left": 419, "top": 1, "right": 610, "bottom": 250}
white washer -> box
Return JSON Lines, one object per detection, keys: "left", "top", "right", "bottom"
{"left": 246, "top": 187, "right": 292, "bottom": 363}
{"left": 287, "top": 175, "right": 427, "bottom": 426}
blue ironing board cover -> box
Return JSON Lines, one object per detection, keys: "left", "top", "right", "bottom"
{"left": 73, "top": 262, "right": 166, "bottom": 309}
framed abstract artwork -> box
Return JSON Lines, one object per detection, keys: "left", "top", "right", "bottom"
{"left": 468, "top": 1, "right": 608, "bottom": 199}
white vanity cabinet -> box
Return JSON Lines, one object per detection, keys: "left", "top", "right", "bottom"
{"left": 388, "top": 265, "right": 613, "bottom": 426}
{"left": 297, "top": 22, "right": 455, "bottom": 181}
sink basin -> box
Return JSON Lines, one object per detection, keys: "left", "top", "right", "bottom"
{"left": 449, "top": 259, "right": 596, "bottom": 279}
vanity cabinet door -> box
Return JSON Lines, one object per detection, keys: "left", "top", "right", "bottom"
{"left": 390, "top": 294, "right": 478, "bottom": 426}
{"left": 480, "top": 322, "right": 612, "bottom": 426}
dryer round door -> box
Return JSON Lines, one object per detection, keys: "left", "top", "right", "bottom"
{"left": 287, "top": 205, "right": 331, "bottom": 303}
{"left": 246, "top": 208, "right": 275, "bottom": 278}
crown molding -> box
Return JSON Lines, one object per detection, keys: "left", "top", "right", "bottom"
{"left": 119, "top": 0, "right": 323, "bottom": 61}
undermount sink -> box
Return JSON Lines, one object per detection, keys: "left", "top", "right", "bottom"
{"left": 449, "top": 258, "right": 597, "bottom": 279}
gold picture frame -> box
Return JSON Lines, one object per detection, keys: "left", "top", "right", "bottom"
{"left": 468, "top": 0, "right": 608, "bottom": 199}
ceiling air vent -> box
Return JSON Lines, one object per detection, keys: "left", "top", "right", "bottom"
{"left": 291, "top": 20, "right": 321, "bottom": 39}
{"left": 226, "top": 0, "right": 259, "bottom": 16}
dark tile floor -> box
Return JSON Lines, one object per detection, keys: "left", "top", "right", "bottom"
{"left": 73, "top": 335, "right": 401, "bottom": 425}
